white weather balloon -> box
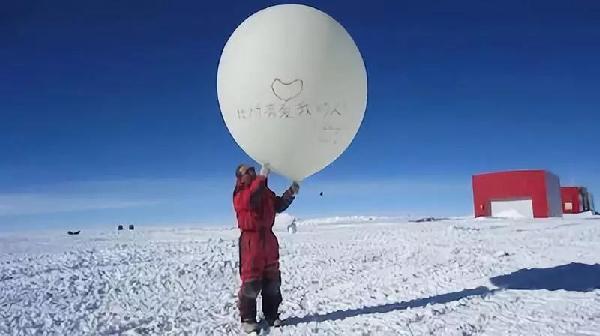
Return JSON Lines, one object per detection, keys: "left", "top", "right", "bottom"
{"left": 217, "top": 4, "right": 367, "bottom": 181}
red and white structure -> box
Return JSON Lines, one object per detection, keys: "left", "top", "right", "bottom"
{"left": 472, "top": 170, "right": 562, "bottom": 218}
{"left": 561, "top": 186, "right": 595, "bottom": 214}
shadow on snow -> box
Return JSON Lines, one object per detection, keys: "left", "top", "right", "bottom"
{"left": 285, "top": 262, "right": 600, "bottom": 326}
{"left": 284, "top": 286, "right": 493, "bottom": 326}
{"left": 490, "top": 262, "right": 600, "bottom": 292}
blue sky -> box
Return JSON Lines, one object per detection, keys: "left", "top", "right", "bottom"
{"left": 2, "top": 0, "right": 599, "bottom": 231}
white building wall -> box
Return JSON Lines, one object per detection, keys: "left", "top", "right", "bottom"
{"left": 491, "top": 199, "right": 534, "bottom": 218}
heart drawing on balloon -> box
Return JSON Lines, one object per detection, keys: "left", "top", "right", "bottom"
{"left": 271, "top": 78, "right": 304, "bottom": 102}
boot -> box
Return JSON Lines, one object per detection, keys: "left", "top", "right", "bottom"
{"left": 266, "top": 316, "right": 283, "bottom": 328}
{"left": 241, "top": 320, "right": 260, "bottom": 333}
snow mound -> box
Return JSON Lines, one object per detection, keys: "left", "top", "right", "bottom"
{"left": 298, "top": 215, "right": 394, "bottom": 226}
{"left": 564, "top": 211, "right": 599, "bottom": 219}
{"left": 274, "top": 212, "right": 297, "bottom": 232}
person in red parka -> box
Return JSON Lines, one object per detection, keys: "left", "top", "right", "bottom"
{"left": 233, "top": 163, "right": 299, "bottom": 332}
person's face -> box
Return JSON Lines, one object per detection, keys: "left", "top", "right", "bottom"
{"left": 238, "top": 165, "right": 256, "bottom": 185}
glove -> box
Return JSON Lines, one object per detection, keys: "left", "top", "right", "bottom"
{"left": 289, "top": 181, "right": 300, "bottom": 195}
{"left": 259, "top": 163, "right": 270, "bottom": 177}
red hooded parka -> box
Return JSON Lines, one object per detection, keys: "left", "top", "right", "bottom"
{"left": 233, "top": 175, "right": 294, "bottom": 282}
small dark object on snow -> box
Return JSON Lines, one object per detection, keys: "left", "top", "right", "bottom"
{"left": 67, "top": 231, "right": 80, "bottom": 236}
{"left": 129, "top": 224, "right": 134, "bottom": 230}
{"left": 319, "top": 192, "right": 323, "bottom": 196}
{"left": 117, "top": 225, "right": 124, "bottom": 231}
{"left": 409, "top": 217, "right": 448, "bottom": 223}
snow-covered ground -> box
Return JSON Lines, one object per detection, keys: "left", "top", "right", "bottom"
{"left": 1, "top": 215, "right": 600, "bottom": 335}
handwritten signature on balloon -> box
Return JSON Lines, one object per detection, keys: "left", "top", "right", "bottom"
{"left": 235, "top": 101, "right": 343, "bottom": 120}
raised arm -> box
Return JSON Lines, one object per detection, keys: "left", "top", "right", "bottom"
{"left": 275, "top": 182, "right": 299, "bottom": 213}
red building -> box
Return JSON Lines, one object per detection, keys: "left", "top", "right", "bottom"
{"left": 561, "top": 186, "right": 595, "bottom": 214}
{"left": 472, "top": 170, "right": 562, "bottom": 218}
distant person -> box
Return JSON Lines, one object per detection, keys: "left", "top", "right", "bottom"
{"left": 287, "top": 219, "right": 297, "bottom": 234}
{"left": 232, "top": 163, "right": 299, "bottom": 333}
